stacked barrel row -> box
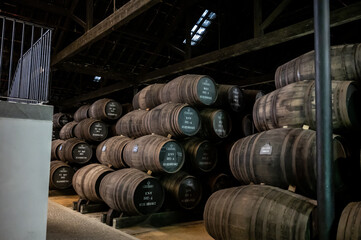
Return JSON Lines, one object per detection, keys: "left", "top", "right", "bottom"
{"left": 203, "top": 43, "right": 361, "bottom": 240}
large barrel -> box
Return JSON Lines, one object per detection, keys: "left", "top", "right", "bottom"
{"left": 204, "top": 185, "right": 317, "bottom": 240}
{"left": 74, "top": 118, "right": 108, "bottom": 142}
{"left": 337, "top": 201, "right": 361, "bottom": 240}
{"left": 229, "top": 128, "right": 347, "bottom": 197}
{"left": 123, "top": 134, "right": 185, "bottom": 174}
{"left": 58, "top": 138, "right": 93, "bottom": 164}
{"left": 253, "top": 80, "right": 361, "bottom": 133}
{"left": 160, "top": 171, "right": 202, "bottom": 210}
{"left": 181, "top": 137, "right": 218, "bottom": 173}
{"left": 214, "top": 84, "right": 244, "bottom": 112}
{"left": 160, "top": 74, "right": 218, "bottom": 106}
{"left": 205, "top": 172, "right": 235, "bottom": 194}
{"left": 275, "top": 43, "right": 361, "bottom": 88}
{"left": 73, "top": 104, "right": 91, "bottom": 122}
{"left": 96, "top": 135, "right": 132, "bottom": 169}
{"left": 51, "top": 139, "right": 65, "bottom": 160}
{"left": 115, "top": 109, "right": 148, "bottom": 138}
{"left": 52, "top": 128, "right": 60, "bottom": 140}
{"left": 59, "top": 121, "right": 78, "bottom": 140}
{"left": 241, "top": 114, "right": 257, "bottom": 137}
{"left": 53, "top": 112, "right": 71, "bottom": 129}
{"left": 99, "top": 168, "right": 165, "bottom": 215}
{"left": 198, "top": 108, "right": 232, "bottom": 139}
{"left": 72, "top": 163, "right": 114, "bottom": 202}
{"left": 49, "top": 160, "right": 75, "bottom": 190}
{"left": 88, "top": 98, "right": 122, "bottom": 121}
{"left": 132, "top": 84, "right": 165, "bottom": 110}
{"left": 144, "top": 102, "right": 201, "bottom": 138}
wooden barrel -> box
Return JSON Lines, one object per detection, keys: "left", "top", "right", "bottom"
{"left": 115, "top": 109, "right": 148, "bottom": 138}
{"left": 59, "top": 121, "right": 78, "bottom": 140}
{"left": 181, "top": 137, "right": 218, "bottom": 173}
{"left": 204, "top": 185, "right": 318, "bottom": 240}
{"left": 74, "top": 118, "right": 108, "bottom": 142}
{"left": 206, "top": 172, "right": 234, "bottom": 193}
{"left": 58, "top": 138, "right": 93, "bottom": 164}
{"left": 96, "top": 135, "right": 132, "bottom": 169}
{"left": 51, "top": 139, "right": 65, "bottom": 160}
{"left": 132, "top": 84, "right": 165, "bottom": 110}
{"left": 229, "top": 128, "right": 347, "bottom": 197}
{"left": 160, "top": 74, "right": 218, "bottom": 106}
{"left": 144, "top": 102, "right": 201, "bottom": 138}
{"left": 241, "top": 114, "right": 257, "bottom": 137}
{"left": 160, "top": 171, "right": 202, "bottom": 210}
{"left": 53, "top": 112, "right": 71, "bottom": 129}
{"left": 253, "top": 80, "right": 361, "bottom": 133}
{"left": 52, "top": 128, "right": 60, "bottom": 140}
{"left": 72, "top": 163, "right": 114, "bottom": 202}
{"left": 123, "top": 134, "right": 185, "bottom": 174}
{"left": 214, "top": 84, "right": 245, "bottom": 112}
{"left": 73, "top": 104, "right": 91, "bottom": 122}
{"left": 198, "top": 108, "right": 232, "bottom": 139}
{"left": 99, "top": 168, "right": 165, "bottom": 215}
{"left": 275, "top": 43, "right": 361, "bottom": 88}
{"left": 88, "top": 98, "right": 122, "bottom": 121}
{"left": 337, "top": 201, "right": 361, "bottom": 240}
{"left": 49, "top": 160, "right": 75, "bottom": 190}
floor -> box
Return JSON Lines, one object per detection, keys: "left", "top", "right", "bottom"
{"left": 47, "top": 190, "right": 213, "bottom": 240}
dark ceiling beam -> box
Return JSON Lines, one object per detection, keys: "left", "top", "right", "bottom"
{"left": 253, "top": 0, "right": 263, "bottom": 37}
{"left": 261, "top": 0, "right": 292, "bottom": 30}
{"left": 51, "top": 0, "right": 162, "bottom": 66}
{"left": 58, "top": 1, "right": 361, "bottom": 108}
{"left": 86, "top": 0, "right": 94, "bottom": 31}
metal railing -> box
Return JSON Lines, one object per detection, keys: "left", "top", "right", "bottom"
{"left": 0, "top": 16, "right": 52, "bottom": 103}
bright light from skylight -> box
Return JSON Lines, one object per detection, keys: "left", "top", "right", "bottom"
{"left": 184, "top": 9, "right": 216, "bottom": 46}
{"left": 93, "top": 76, "right": 101, "bottom": 82}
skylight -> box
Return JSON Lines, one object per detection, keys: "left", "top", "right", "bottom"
{"left": 183, "top": 9, "right": 216, "bottom": 46}
{"left": 93, "top": 76, "right": 101, "bottom": 82}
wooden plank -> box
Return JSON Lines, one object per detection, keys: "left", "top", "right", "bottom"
{"left": 51, "top": 0, "right": 161, "bottom": 66}
{"left": 261, "top": 0, "right": 292, "bottom": 30}
{"left": 253, "top": 0, "right": 263, "bottom": 37}
{"left": 58, "top": 2, "right": 361, "bottom": 108}
{"left": 86, "top": 0, "right": 94, "bottom": 31}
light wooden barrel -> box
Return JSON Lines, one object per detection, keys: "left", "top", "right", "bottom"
{"left": 214, "top": 84, "right": 245, "bottom": 112}
{"left": 229, "top": 128, "right": 347, "bottom": 197}
{"left": 74, "top": 118, "right": 108, "bottom": 142}
{"left": 337, "top": 201, "right": 361, "bottom": 240}
{"left": 53, "top": 112, "right": 71, "bottom": 128}
{"left": 198, "top": 108, "right": 232, "bottom": 139}
{"left": 123, "top": 134, "right": 185, "bottom": 174}
{"left": 115, "top": 109, "right": 148, "bottom": 138}
{"left": 96, "top": 135, "right": 132, "bottom": 169}
{"left": 88, "top": 98, "right": 122, "bottom": 121}
{"left": 132, "top": 84, "right": 165, "bottom": 110}
{"left": 160, "top": 74, "right": 218, "bottom": 106}
{"left": 144, "top": 102, "right": 201, "bottom": 138}
{"left": 49, "top": 160, "right": 75, "bottom": 190}
{"left": 275, "top": 43, "right": 361, "bottom": 88}
{"left": 73, "top": 104, "right": 91, "bottom": 122}
{"left": 72, "top": 163, "right": 114, "bottom": 202}
{"left": 58, "top": 138, "right": 93, "bottom": 164}
{"left": 59, "top": 121, "right": 78, "bottom": 140}
{"left": 204, "top": 185, "right": 318, "bottom": 240}
{"left": 51, "top": 139, "right": 65, "bottom": 160}
{"left": 99, "top": 168, "right": 164, "bottom": 215}
{"left": 253, "top": 80, "right": 361, "bottom": 133}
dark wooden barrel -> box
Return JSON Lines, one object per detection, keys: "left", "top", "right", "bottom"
{"left": 132, "top": 84, "right": 165, "bottom": 110}
{"left": 241, "top": 114, "right": 257, "bottom": 137}
{"left": 52, "top": 128, "right": 60, "bottom": 140}
{"left": 59, "top": 121, "right": 78, "bottom": 140}
{"left": 160, "top": 171, "right": 202, "bottom": 210}
{"left": 275, "top": 43, "right": 361, "bottom": 89}
{"left": 214, "top": 84, "right": 244, "bottom": 112}
{"left": 123, "top": 134, "right": 185, "bottom": 174}
{"left": 253, "top": 80, "right": 361, "bottom": 133}
{"left": 58, "top": 138, "right": 93, "bottom": 164}
{"left": 49, "top": 160, "right": 75, "bottom": 190}
{"left": 53, "top": 112, "right": 71, "bottom": 129}
{"left": 204, "top": 185, "right": 318, "bottom": 240}
{"left": 74, "top": 118, "right": 108, "bottom": 142}
{"left": 198, "top": 108, "right": 232, "bottom": 139}
{"left": 88, "top": 98, "right": 122, "bottom": 121}
{"left": 99, "top": 168, "right": 165, "bottom": 215}
{"left": 51, "top": 139, "right": 65, "bottom": 160}
{"left": 229, "top": 128, "right": 347, "bottom": 197}
{"left": 160, "top": 74, "right": 218, "bottom": 106}
{"left": 206, "top": 172, "right": 234, "bottom": 193}
{"left": 337, "top": 201, "right": 361, "bottom": 240}
{"left": 96, "top": 135, "right": 132, "bottom": 169}
{"left": 121, "top": 103, "right": 134, "bottom": 114}
{"left": 73, "top": 104, "right": 91, "bottom": 122}
{"left": 115, "top": 109, "right": 148, "bottom": 138}
{"left": 181, "top": 137, "right": 218, "bottom": 173}
{"left": 72, "top": 163, "right": 114, "bottom": 202}
{"left": 144, "top": 102, "right": 201, "bottom": 138}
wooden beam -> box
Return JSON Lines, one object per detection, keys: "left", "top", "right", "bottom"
{"left": 261, "top": 0, "right": 292, "bottom": 30}
{"left": 254, "top": 0, "right": 263, "bottom": 37}
{"left": 58, "top": 2, "right": 361, "bottom": 108}
{"left": 51, "top": 0, "right": 161, "bottom": 66}
{"left": 86, "top": 0, "right": 94, "bottom": 31}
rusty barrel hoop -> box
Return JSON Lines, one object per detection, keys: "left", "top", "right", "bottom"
{"left": 49, "top": 160, "right": 75, "bottom": 190}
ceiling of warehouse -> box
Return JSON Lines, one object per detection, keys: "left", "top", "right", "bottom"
{"left": 1, "top": 0, "right": 361, "bottom": 112}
